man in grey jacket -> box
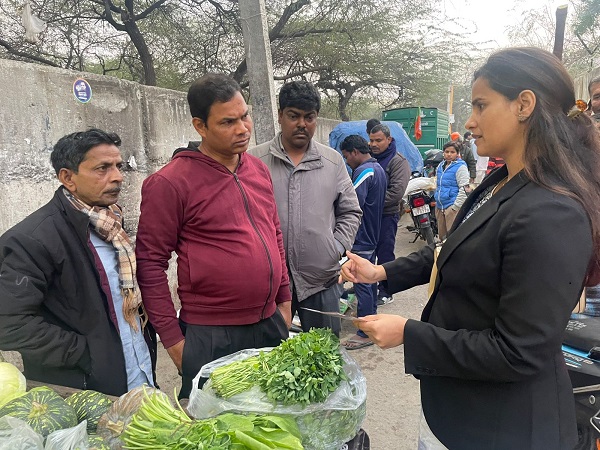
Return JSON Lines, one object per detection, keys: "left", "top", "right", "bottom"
{"left": 249, "top": 81, "right": 361, "bottom": 336}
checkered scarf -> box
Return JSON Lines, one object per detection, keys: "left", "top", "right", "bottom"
{"left": 63, "top": 188, "right": 146, "bottom": 331}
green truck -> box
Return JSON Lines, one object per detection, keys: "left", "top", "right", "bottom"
{"left": 382, "top": 107, "right": 450, "bottom": 160}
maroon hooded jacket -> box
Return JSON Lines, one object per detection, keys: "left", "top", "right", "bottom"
{"left": 135, "top": 150, "right": 290, "bottom": 348}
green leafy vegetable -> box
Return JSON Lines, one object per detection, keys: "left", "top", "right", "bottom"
{"left": 209, "top": 329, "right": 347, "bottom": 406}
{"left": 210, "top": 357, "right": 259, "bottom": 399}
{"left": 121, "top": 390, "right": 304, "bottom": 449}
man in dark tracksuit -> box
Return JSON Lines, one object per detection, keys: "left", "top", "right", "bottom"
{"left": 369, "top": 124, "right": 410, "bottom": 305}
{"left": 340, "top": 135, "right": 387, "bottom": 349}
{"left": 0, "top": 129, "right": 157, "bottom": 396}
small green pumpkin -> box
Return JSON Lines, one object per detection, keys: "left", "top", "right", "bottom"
{"left": 0, "top": 386, "right": 77, "bottom": 436}
{"left": 66, "top": 390, "right": 112, "bottom": 433}
{"left": 87, "top": 433, "right": 110, "bottom": 449}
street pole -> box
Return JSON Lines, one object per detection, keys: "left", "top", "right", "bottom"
{"left": 447, "top": 84, "right": 454, "bottom": 133}
{"left": 239, "top": 0, "right": 278, "bottom": 145}
{"left": 553, "top": 5, "right": 568, "bottom": 61}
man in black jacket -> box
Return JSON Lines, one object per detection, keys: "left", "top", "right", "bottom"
{"left": 0, "top": 129, "right": 156, "bottom": 396}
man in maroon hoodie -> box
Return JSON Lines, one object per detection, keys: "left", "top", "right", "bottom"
{"left": 135, "top": 73, "right": 291, "bottom": 399}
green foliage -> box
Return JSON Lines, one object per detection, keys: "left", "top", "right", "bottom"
{"left": 0, "top": 0, "right": 465, "bottom": 118}
{"left": 265, "top": 0, "right": 467, "bottom": 119}
{"left": 506, "top": 1, "right": 600, "bottom": 75}
{"left": 210, "top": 357, "right": 260, "bottom": 399}
{"left": 570, "top": 0, "right": 600, "bottom": 76}
{"left": 573, "top": 0, "right": 600, "bottom": 35}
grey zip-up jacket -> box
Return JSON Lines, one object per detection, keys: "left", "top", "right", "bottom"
{"left": 249, "top": 134, "right": 362, "bottom": 301}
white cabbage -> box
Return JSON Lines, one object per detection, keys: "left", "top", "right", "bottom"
{"left": 0, "top": 362, "right": 26, "bottom": 408}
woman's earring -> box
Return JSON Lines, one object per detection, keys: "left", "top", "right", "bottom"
{"left": 518, "top": 114, "right": 527, "bottom": 122}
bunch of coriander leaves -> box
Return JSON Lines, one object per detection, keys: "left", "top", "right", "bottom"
{"left": 256, "top": 328, "right": 347, "bottom": 405}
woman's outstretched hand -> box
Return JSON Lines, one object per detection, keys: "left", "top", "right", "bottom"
{"left": 339, "top": 250, "right": 387, "bottom": 284}
{"left": 353, "top": 314, "right": 407, "bottom": 349}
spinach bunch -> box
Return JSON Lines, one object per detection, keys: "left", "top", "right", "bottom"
{"left": 256, "top": 329, "right": 347, "bottom": 406}
{"left": 121, "top": 391, "right": 304, "bottom": 450}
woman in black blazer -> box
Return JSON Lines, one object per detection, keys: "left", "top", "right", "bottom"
{"left": 341, "top": 48, "right": 600, "bottom": 449}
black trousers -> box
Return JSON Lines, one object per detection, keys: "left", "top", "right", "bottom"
{"left": 291, "top": 282, "right": 343, "bottom": 337}
{"left": 178, "top": 310, "right": 289, "bottom": 399}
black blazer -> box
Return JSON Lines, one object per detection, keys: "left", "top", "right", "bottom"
{"left": 384, "top": 166, "right": 592, "bottom": 449}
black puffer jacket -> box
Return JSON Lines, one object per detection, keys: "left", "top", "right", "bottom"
{"left": 0, "top": 188, "right": 157, "bottom": 396}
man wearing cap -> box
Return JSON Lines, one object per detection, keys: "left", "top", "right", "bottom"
{"left": 450, "top": 131, "right": 476, "bottom": 183}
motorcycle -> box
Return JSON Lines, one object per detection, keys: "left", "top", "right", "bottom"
{"left": 404, "top": 150, "right": 443, "bottom": 245}
{"left": 563, "top": 315, "right": 600, "bottom": 449}
{"left": 405, "top": 182, "right": 437, "bottom": 245}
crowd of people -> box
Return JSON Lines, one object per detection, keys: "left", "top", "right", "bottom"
{"left": 1, "top": 47, "right": 600, "bottom": 449}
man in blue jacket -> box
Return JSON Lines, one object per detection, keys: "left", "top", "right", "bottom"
{"left": 341, "top": 135, "right": 387, "bottom": 349}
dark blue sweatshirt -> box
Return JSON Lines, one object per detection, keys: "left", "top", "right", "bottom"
{"left": 351, "top": 158, "right": 387, "bottom": 252}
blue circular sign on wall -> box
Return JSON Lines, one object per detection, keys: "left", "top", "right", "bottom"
{"left": 73, "top": 78, "right": 92, "bottom": 103}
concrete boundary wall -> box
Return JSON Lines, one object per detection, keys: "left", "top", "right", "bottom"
{"left": 0, "top": 59, "right": 340, "bottom": 235}
{"left": 0, "top": 59, "right": 197, "bottom": 234}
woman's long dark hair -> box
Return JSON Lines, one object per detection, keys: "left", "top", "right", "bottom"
{"left": 474, "top": 47, "right": 600, "bottom": 285}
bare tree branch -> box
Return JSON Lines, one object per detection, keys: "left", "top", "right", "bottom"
{"left": 575, "top": 31, "right": 596, "bottom": 56}
{"left": 135, "top": 0, "right": 170, "bottom": 21}
{"left": 102, "top": 0, "right": 126, "bottom": 30}
{"left": 89, "top": 0, "right": 121, "bottom": 14}
{"left": 275, "top": 28, "right": 336, "bottom": 39}
{"left": 274, "top": 65, "right": 329, "bottom": 80}
{"left": 268, "top": 0, "right": 310, "bottom": 40}
{"left": 231, "top": 0, "right": 310, "bottom": 82}
{"left": 0, "top": 38, "right": 60, "bottom": 67}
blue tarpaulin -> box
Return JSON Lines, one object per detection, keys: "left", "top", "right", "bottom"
{"left": 328, "top": 120, "right": 423, "bottom": 173}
